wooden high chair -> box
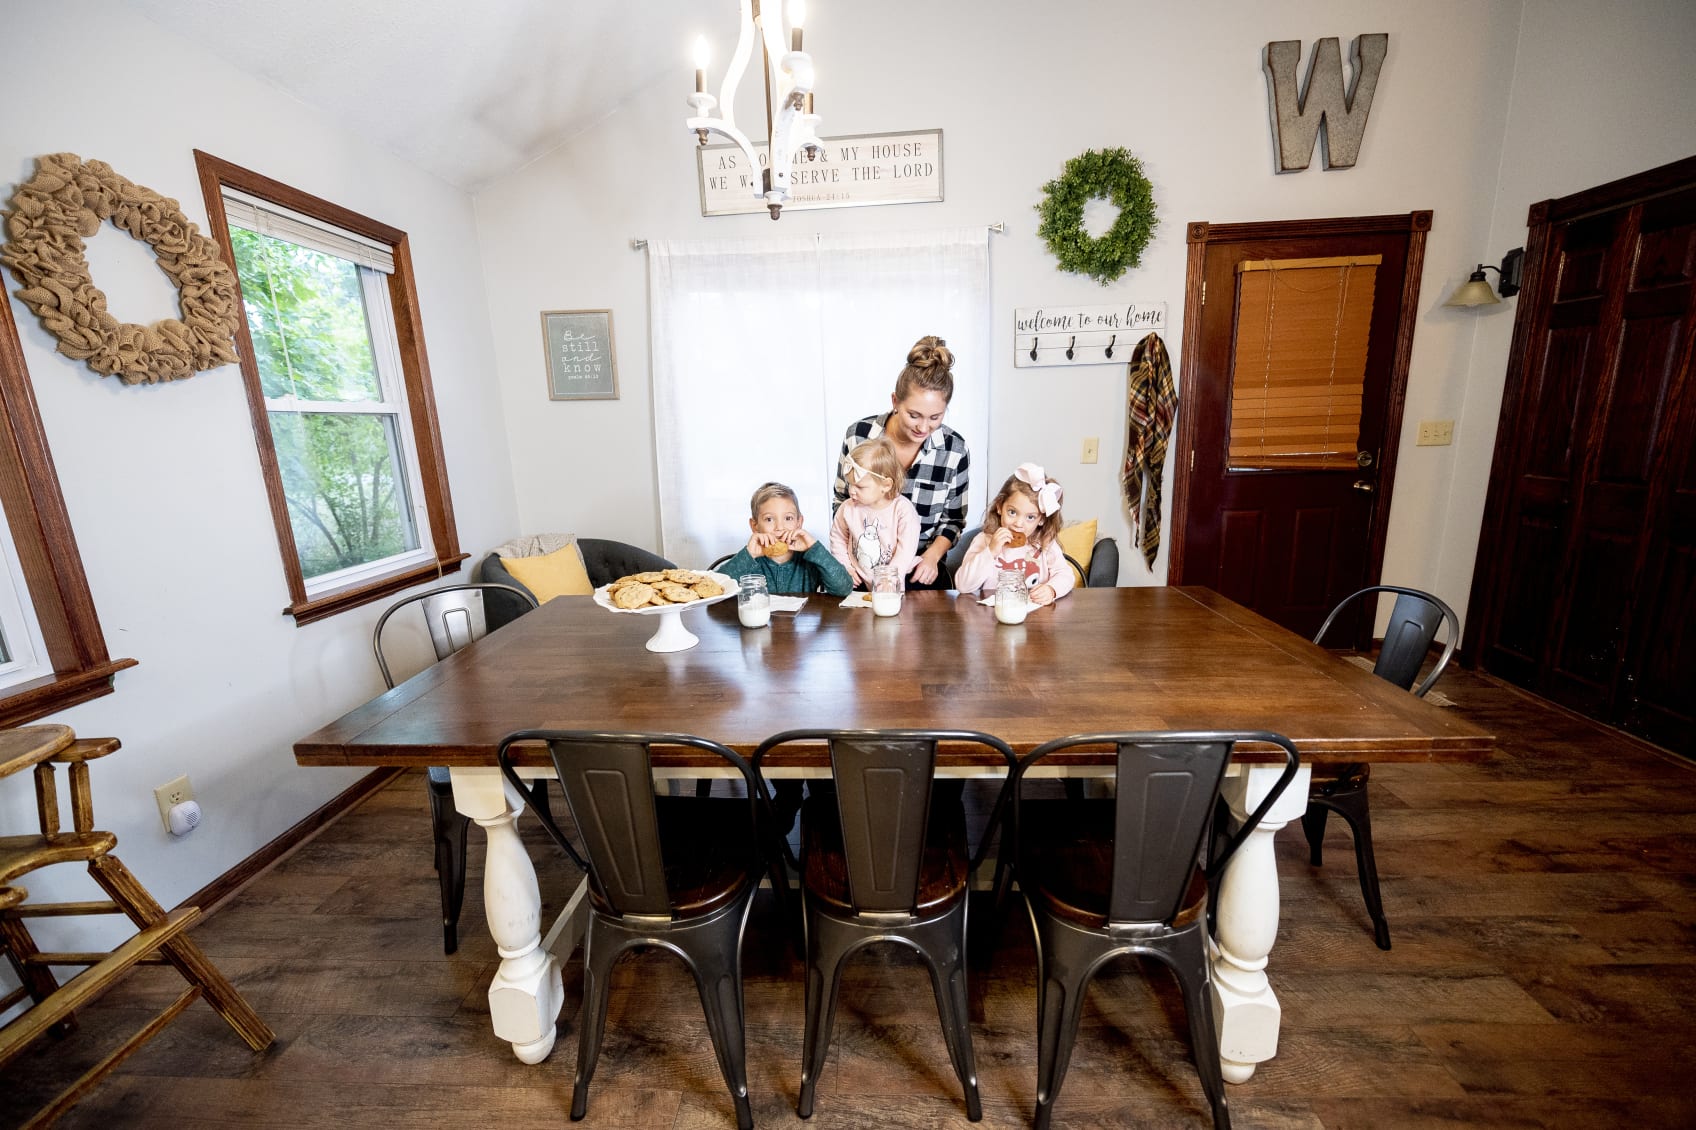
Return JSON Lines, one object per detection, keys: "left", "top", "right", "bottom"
{"left": 0, "top": 724, "right": 273, "bottom": 1126}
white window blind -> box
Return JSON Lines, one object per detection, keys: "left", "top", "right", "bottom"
{"left": 221, "top": 190, "right": 395, "bottom": 274}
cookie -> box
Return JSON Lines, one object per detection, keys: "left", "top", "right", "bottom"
{"left": 691, "top": 579, "right": 724, "bottom": 598}
{"left": 612, "top": 582, "right": 655, "bottom": 609}
{"left": 763, "top": 542, "right": 790, "bottom": 557}
{"left": 1008, "top": 532, "right": 1028, "bottom": 548}
{"left": 633, "top": 571, "right": 666, "bottom": 583}
{"left": 663, "top": 569, "right": 705, "bottom": 585}
{"left": 655, "top": 581, "right": 700, "bottom": 603}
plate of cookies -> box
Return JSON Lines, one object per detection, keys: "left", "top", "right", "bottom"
{"left": 593, "top": 569, "right": 737, "bottom": 652}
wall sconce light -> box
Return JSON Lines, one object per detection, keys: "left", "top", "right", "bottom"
{"left": 1444, "top": 248, "right": 1524, "bottom": 307}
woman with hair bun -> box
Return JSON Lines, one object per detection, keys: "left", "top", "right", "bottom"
{"left": 831, "top": 334, "right": 971, "bottom": 588}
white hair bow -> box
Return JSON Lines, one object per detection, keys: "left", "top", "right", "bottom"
{"left": 1014, "top": 463, "right": 1063, "bottom": 516}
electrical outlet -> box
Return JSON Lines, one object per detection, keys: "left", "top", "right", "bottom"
{"left": 154, "top": 775, "right": 195, "bottom": 832}
{"left": 1081, "top": 436, "right": 1100, "bottom": 464}
{"left": 1416, "top": 419, "right": 1455, "bottom": 446}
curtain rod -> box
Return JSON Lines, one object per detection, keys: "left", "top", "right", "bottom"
{"left": 629, "top": 222, "right": 1004, "bottom": 250}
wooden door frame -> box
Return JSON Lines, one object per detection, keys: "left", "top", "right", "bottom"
{"left": 1463, "top": 154, "right": 1696, "bottom": 665}
{"left": 1167, "top": 212, "right": 1432, "bottom": 591}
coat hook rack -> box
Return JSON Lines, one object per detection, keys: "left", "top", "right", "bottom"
{"left": 1105, "top": 334, "right": 1116, "bottom": 359}
{"left": 1065, "top": 336, "right": 1076, "bottom": 361}
{"left": 1029, "top": 337, "right": 1039, "bottom": 362}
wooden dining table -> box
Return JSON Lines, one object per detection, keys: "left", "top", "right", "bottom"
{"left": 296, "top": 585, "right": 1490, "bottom": 1080}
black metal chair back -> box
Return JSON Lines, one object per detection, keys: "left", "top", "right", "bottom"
{"left": 372, "top": 582, "right": 537, "bottom": 689}
{"left": 498, "top": 729, "right": 760, "bottom": 918}
{"left": 1013, "top": 730, "right": 1301, "bottom": 1130}
{"left": 496, "top": 729, "right": 762, "bottom": 1129}
{"left": 1313, "top": 585, "right": 1458, "bottom": 698}
{"left": 751, "top": 727, "right": 1016, "bottom": 1121}
{"left": 1014, "top": 731, "right": 1301, "bottom": 924}
{"left": 372, "top": 582, "right": 538, "bottom": 955}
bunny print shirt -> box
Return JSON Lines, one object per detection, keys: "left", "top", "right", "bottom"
{"left": 829, "top": 496, "right": 921, "bottom": 589}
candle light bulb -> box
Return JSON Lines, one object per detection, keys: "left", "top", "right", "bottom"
{"left": 692, "top": 35, "right": 709, "bottom": 94}
{"left": 789, "top": 0, "right": 805, "bottom": 52}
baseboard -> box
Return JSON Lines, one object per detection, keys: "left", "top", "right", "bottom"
{"left": 173, "top": 767, "right": 405, "bottom": 918}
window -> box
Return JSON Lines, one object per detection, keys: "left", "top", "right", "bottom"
{"left": 1228, "top": 255, "right": 1380, "bottom": 470}
{"left": 0, "top": 293, "right": 136, "bottom": 726}
{"left": 646, "top": 229, "right": 991, "bottom": 567}
{"left": 195, "top": 153, "right": 464, "bottom": 624}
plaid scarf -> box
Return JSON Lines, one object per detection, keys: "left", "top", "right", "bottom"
{"left": 1122, "top": 332, "right": 1178, "bottom": 569}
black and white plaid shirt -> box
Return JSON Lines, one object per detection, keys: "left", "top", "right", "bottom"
{"left": 832, "top": 413, "right": 971, "bottom": 551}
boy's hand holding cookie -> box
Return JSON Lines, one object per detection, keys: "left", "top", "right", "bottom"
{"left": 787, "top": 528, "right": 817, "bottom": 552}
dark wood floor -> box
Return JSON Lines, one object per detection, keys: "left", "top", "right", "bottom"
{"left": 5, "top": 668, "right": 1695, "bottom": 1129}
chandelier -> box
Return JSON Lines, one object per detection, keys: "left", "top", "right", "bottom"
{"left": 687, "top": 0, "right": 823, "bottom": 220}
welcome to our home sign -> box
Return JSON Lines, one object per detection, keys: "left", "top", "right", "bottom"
{"left": 696, "top": 129, "right": 943, "bottom": 217}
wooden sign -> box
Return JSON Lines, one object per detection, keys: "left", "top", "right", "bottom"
{"left": 697, "top": 129, "right": 943, "bottom": 217}
{"left": 541, "top": 309, "right": 619, "bottom": 400}
{"left": 1014, "top": 303, "right": 1167, "bottom": 368}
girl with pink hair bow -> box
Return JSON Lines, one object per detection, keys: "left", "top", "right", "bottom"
{"left": 951, "top": 464, "right": 1075, "bottom": 607}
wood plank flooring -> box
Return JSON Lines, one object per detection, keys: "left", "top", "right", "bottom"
{"left": 4, "top": 669, "right": 1694, "bottom": 1129}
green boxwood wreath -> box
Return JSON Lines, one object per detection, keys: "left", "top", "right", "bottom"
{"left": 1036, "top": 148, "right": 1159, "bottom": 285}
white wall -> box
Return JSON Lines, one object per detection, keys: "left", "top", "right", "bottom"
{"left": 1437, "top": 0, "right": 1696, "bottom": 621}
{"left": 0, "top": 0, "right": 518, "bottom": 961}
{"left": 474, "top": 0, "right": 1526, "bottom": 594}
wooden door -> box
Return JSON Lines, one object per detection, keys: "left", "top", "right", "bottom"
{"left": 1169, "top": 214, "right": 1430, "bottom": 641}
{"left": 1468, "top": 156, "right": 1696, "bottom": 755}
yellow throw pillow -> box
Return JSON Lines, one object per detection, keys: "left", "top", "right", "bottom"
{"left": 500, "top": 542, "right": 593, "bottom": 603}
{"left": 1057, "top": 519, "right": 1098, "bottom": 575}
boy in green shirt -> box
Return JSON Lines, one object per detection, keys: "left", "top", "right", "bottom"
{"left": 719, "top": 482, "right": 853, "bottom": 595}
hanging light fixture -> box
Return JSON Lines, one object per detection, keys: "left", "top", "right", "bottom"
{"left": 687, "top": 0, "right": 823, "bottom": 220}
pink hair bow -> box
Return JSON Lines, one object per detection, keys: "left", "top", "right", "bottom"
{"left": 1014, "top": 463, "right": 1063, "bottom": 516}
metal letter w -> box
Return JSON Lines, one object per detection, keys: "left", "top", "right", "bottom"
{"left": 1264, "top": 35, "right": 1389, "bottom": 172}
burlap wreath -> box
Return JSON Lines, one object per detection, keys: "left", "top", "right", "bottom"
{"left": 1, "top": 153, "right": 241, "bottom": 385}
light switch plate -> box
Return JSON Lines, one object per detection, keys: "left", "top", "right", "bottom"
{"left": 1416, "top": 419, "right": 1454, "bottom": 446}
{"left": 1081, "top": 437, "right": 1100, "bottom": 464}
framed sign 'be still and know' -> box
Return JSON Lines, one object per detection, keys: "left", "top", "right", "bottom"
{"left": 541, "top": 309, "right": 618, "bottom": 401}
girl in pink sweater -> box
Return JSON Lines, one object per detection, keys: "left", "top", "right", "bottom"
{"left": 829, "top": 438, "right": 920, "bottom": 588}
{"left": 952, "top": 464, "right": 1075, "bottom": 606}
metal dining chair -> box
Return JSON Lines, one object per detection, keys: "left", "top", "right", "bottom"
{"left": 752, "top": 728, "right": 1017, "bottom": 1122}
{"left": 497, "top": 729, "right": 765, "bottom": 1130}
{"left": 372, "top": 582, "right": 539, "bottom": 954}
{"left": 1012, "top": 730, "right": 1301, "bottom": 1130}
{"left": 1306, "top": 585, "right": 1459, "bottom": 949}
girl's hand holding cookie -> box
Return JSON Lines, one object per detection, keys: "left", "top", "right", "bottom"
{"left": 991, "top": 527, "right": 1015, "bottom": 551}
{"left": 1030, "top": 583, "right": 1057, "bottom": 606}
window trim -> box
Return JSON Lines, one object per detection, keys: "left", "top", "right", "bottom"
{"left": 0, "top": 287, "right": 137, "bottom": 727}
{"left": 194, "top": 151, "right": 466, "bottom": 625}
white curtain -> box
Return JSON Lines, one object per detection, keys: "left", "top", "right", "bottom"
{"left": 649, "top": 228, "right": 990, "bottom": 568}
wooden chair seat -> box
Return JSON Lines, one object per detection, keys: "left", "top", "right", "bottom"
{"left": 1, "top": 831, "right": 119, "bottom": 886}
{"left": 1018, "top": 799, "right": 1207, "bottom": 929}
{"left": 800, "top": 792, "right": 970, "bottom": 914}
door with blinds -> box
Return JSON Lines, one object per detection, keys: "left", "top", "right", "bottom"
{"left": 1170, "top": 213, "right": 1430, "bottom": 641}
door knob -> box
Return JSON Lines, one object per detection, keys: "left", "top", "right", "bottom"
{"left": 1353, "top": 480, "right": 1376, "bottom": 493}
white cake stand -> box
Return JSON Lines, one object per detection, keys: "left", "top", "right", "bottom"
{"left": 591, "top": 571, "right": 737, "bottom": 653}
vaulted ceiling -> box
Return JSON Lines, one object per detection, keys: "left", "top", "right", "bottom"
{"left": 129, "top": 0, "right": 702, "bottom": 190}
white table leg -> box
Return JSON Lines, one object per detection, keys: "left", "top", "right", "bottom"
{"left": 451, "top": 768, "right": 564, "bottom": 1064}
{"left": 1211, "top": 764, "right": 1311, "bottom": 1083}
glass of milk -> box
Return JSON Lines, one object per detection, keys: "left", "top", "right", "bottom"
{"left": 995, "top": 569, "right": 1030, "bottom": 625}
{"left": 870, "top": 564, "right": 904, "bottom": 617}
{"left": 737, "top": 575, "right": 771, "bottom": 628}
